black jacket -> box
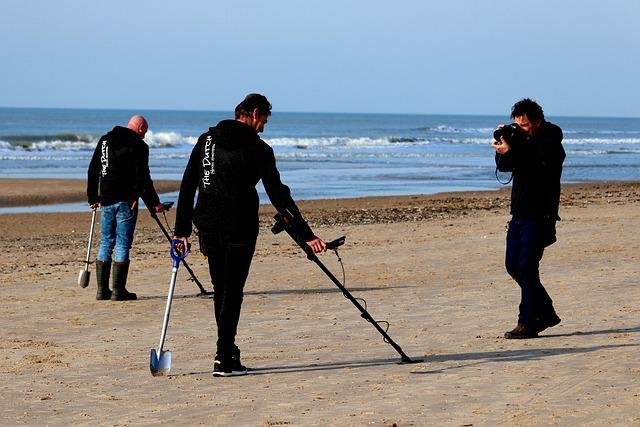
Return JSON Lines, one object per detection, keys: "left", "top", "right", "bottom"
{"left": 495, "top": 121, "right": 565, "bottom": 220}
{"left": 87, "top": 126, "right": 160, "bottom": 208}
{"left": 174, "top": 120, "right": 314, "bottom": 241}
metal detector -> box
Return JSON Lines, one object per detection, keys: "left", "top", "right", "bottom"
{"left": 149, "top": 202, "right": 213, "bottom": 297}
{"left": 272, "top": 209, "right": 423, "bottom": 364}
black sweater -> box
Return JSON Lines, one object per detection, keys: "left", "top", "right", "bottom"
{"left": 87, "top": 126, "right": 160, "bottom": 208}
{"left": 495, "top": 121, "right": 565, "bottom": 220}
{"left": 174, "top": 120, "right": 314, "bottom": 241}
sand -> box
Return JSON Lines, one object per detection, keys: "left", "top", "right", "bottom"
{"left": 0, "top": 179, "right": 638, "bottom": 426}
{"left": 0, "top": 179, "right": 181, "bottom": 207}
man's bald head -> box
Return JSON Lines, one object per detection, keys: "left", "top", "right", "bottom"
{"left": 127, "top": 115, "right": 148, "bottom": 138}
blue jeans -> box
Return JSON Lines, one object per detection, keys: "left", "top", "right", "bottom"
{"left": 97, "top": 201, "right": 138, "bottom": 263}
{"left": 505, "top": 217, "right": 555, "bottom": 326}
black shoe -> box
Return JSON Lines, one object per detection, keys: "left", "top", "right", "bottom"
{"left": 111, "top": 261, "right": 137, "bottom": 300}
{"left": 504, "top": 324, "right": 538, "bottom": 339}
{"left": 111, "top": 290, "right": 137, "bottom": 301}
{"left": 535, "top": 312, "right": 561, "bottom": 333}
{"left": 231, "top": 350, "right": 248, "bottom": 373}
{"left": 95, "top": 260, "right": 112, "bottom": 300}
{"left": 213, "top": 359, "right": 247, "bottom": 377}
{"left": 96, "top": 288, "right": 112, "bottom": 301}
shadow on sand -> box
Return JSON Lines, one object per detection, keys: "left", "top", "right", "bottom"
{"left": 171, "top": 325, "right": 639, "bottom": 377}
{"left": 412, "top": 326, "right": 640, "bottom": 374}
{"left": 139, "top": 284, "right": 413, "bottom": 301}
{"left": 542, "top": 325, "right": 640, "bottom": 338}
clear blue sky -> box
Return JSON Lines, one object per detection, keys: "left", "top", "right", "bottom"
{"left": 1, "top": 1, "right": 639, "bottom": 117}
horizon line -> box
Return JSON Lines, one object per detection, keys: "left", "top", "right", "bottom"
{"left": 0, "top": 105, "right": 639, "bottom": 120}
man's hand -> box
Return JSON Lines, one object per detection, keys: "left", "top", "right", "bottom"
{"left": 492, "top": 138, "right": 511, "bottom": 155}
{"left": 492, "top": 125, "right": 511, "bottom": 154}
{"left": 153, "top": 203, "right": 165, "bottom": 213}
{"left": 173, "top": 236, "right": 189, "bottom": 254}
{"left": 89, "top": 202, "right": 100, "bottom": 210}
{"left": 306, "top": 237, "right": 327, "bottom": 254}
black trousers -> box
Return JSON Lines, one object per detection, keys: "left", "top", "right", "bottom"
{"left": 505, "top": 217, "right": 555, "bottom": 326}
{"left": 200, "top": 233, "right": 256, "bottom": 359}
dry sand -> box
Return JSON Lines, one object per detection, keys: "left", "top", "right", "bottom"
{"left": 0, "top": 179, "right": 639, "bottom": 426}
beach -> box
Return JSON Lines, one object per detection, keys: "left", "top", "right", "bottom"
{"left": 1, "top": 179, "right": 639, "bottom": 425}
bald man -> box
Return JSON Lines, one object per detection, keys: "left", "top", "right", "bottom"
{"left": 87, "top": 115, "right": 164, "bottom": 301}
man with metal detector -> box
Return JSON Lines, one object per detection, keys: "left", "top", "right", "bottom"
{"left": 87, "top": 115, "right": 165, "bottom": 301}
{"left": 492, "top": 98, "right": 565, "bottom": 339}
{"left": 173, "top": 94, "right": 326, "bottom": 377}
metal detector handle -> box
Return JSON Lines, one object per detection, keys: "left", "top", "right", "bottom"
{"left": 148, "top": 201, "right": 174, "bottom": 214}
{"left": 300, "top": 236, "right": 345, "bottom": 260}
{"left": 326, "top": 236, "right": 346, "bottom": 250}
{"left": 170, "top": 239, "right": 189, "bottom": 268}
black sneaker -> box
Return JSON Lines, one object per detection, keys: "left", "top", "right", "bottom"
{"left": 504, "top": 324, "right": 538, "bottom": 339}
{"left": 535, "top": 313, "right": 561, "bottom": 333}
{"left": 212, "top": 359, "right": 247, "bottom": 377}
{"left": 231, "top": 353, "right": 248, "bottom": 374}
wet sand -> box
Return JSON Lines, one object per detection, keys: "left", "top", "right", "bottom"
{"left": 0, "top": 178, "right": 181, "bottom": 207}
{"left": 0, "top": 179, "right": 639, "bottom": 425}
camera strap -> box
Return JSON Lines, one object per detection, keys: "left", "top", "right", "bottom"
{"left": 495, "top": 155, "right": 514, "bottom": 185}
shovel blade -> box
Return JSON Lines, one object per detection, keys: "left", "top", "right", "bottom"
{"left": 78, "top": 269, "right": 91, "bottom": 288}
{"left": 150, "top": 348, "right": 172, "bottom": 376}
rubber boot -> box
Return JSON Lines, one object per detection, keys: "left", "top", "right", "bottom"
{"left": 95, "top": 260, "right": 112, "bottom": 300}
{"left": 111, "top": 260, "right": 137, "bottom": 301}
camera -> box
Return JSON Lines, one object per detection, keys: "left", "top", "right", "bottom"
{"left": 493, "top": 123, "right": 526, "bottom": 146}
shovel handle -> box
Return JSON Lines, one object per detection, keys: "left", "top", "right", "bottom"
{"left": 156, "top": 242, "right": 189, "bottom": 355}
{"left": 157, "top": 267, "right": 178, "bottom": 354}
{"left": 83, "top": 209, "right": 98, "bottom": 269}
{"left": 170, "top": 239, "right": 189, "bottom": 268}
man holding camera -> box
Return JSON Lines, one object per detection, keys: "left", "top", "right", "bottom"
{"left": 173, "top": 94, "right": 326, "bottom": 376}
{"left": 492, "top": 98, "right": 566, "bottom": 339}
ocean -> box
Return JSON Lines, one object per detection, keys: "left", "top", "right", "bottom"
{"left": 1, "top": 107, "right": 639, "bottom": 213}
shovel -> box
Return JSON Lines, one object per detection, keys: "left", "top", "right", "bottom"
{"left": 78, "top": 208, "right": 97, "bottom": 288}
{"left": 150, "top": 240, "right": 188, "bottom": 376}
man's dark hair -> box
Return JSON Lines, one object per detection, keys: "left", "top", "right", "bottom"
{"left": 235, "top": 93, "right": 272, "bottom": 119}
{"left": 511, "top": 98, "right": 545, "bottom": 122}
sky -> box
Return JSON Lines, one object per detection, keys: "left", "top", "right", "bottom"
{"left": 1, "top": 1, "right": 639, "bottom": 117}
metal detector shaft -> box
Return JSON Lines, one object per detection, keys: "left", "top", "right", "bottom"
{"left": 150, "top": 212, "right": 209, "bottom": 295}
{"left": 286, "top": 229, "right": 418, "bottom": 363}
